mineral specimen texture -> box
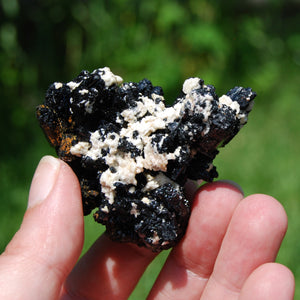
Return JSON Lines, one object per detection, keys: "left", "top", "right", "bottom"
{"left": 36, "top": 67, "right": 256, "bottom": 251}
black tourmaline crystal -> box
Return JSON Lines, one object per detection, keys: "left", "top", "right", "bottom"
{"left": 36, "top": 67, "right": 256, "bottom": 251}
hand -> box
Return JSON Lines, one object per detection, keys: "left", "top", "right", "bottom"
{"left": 0, "top": 156, "right": 295, "bottom": 299}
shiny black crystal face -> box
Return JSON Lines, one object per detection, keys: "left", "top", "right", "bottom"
{"left": 37, "top": 67, "right": 256, "bottom": 251}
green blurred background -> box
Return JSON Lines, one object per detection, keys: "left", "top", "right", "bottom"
{"left": 0, "top": 0, "right": 299, "bottom": 298}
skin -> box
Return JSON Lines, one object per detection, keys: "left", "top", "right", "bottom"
{"left": 0, "top": 156, "right": 295, "bottom": 300}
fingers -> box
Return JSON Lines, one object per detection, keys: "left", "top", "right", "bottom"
{"left": 240, "top": 263, "right": 295, "bottom": 300}
{"left": 201, "top": 194, "right": 288, "bottom": 299}
{"left": 0, "top": 156, "right": 84, "bottom": 300}
{"left": 61, "top": 234, "right": 157, "bottom": 300}
{"left": 1, "top": 163, "right": 290, "bottom": 300}
{"left": 148, "top": 181, "right": 244, "bottom": 299}
{"left": 61, "top": 181, "right": 241, "bottom": 300}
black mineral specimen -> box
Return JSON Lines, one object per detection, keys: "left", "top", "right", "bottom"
{"left": 36, "top": 67, "right": 256, "bottom": 251}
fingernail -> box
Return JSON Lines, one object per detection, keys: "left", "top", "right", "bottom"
{"left": 218, "top": 179, "right": 244, "bottom": 195}
{"left": 184, "top": 179, "right": 202, "bottom": 202}
{"left": 28, "top": 156, "right": 61, "bottom": 209}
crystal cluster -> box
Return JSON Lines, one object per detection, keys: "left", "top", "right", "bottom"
{"left": 36, "top": 67, "right": 256, "bottom": 251}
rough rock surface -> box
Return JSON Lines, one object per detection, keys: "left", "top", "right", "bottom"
{"left": 36, "top": 67, "right": 256, "bottom": 251}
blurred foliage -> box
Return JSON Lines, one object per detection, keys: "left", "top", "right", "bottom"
{"left": 0, "top": 0, "right": 300, "bottom": 298}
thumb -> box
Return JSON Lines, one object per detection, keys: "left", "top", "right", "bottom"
{"left": 0, "top": 156, "right": 84, "bottom": 300}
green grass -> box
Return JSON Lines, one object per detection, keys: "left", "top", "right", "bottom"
{"left": 214, "top": 77, "right": 300, "bottom": 299}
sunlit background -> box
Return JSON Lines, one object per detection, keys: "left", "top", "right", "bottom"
{"left": 0, "top": 0, "right": 299, "bottom": 298}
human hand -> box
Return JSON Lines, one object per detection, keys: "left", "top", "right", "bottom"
{"left": 0, "top": 156, "right": 295, "bottom": 299}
